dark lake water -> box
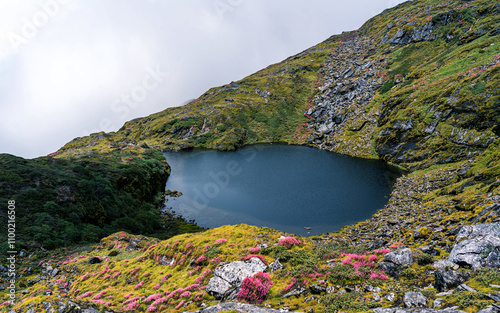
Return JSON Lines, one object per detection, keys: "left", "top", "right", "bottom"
{"left": 163, "top": 144, "right": 400, "bottom": 236}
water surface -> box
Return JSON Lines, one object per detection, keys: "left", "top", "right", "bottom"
{"left": 163, "top": 144, "right": 399, "bottom": 236}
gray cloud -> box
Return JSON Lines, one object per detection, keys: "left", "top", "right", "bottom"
{"left": 0, "top": 0, "right": 406, "bottom": 158}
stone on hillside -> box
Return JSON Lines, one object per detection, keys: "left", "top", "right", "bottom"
{"left": 309, "top": 284, "right": 326, "bottom": 294}
{"left": 88, "top": 257, "right": 102, "bottom": 264}
{"left": 432, "top": 260, "right": 459, "bottom": 270}
{"left": 434, "top": 268, "right": 470, "bottom": 292}
{"left": 384, "top": 248, "right": 414, "bottom": 266}
{"left": 448, "top": 223, "right": 500, "bottom": 268}
{"left": 456, "top": 284, "right": 477, "bottom": 292}
{"left": 403, "top": 292, "right": 428, "bottom": 308}
{"left": 269, "top": 258, "right": 284, "bottom": 273}
{"left": 420, "top": 245, "right": 440, "bottom": 256}
{"left": 377, "top": 261, "right": 400, "bottom": 277}
{"left": 206, "top": 257, "right": 267, "bottom": 300}
{"left": 183, "top": 301, "right": 297, "bottom": 313}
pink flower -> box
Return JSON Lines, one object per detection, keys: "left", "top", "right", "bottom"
{"left": 180, "top": 291, "right": 192, "bottom": 298}
{"left": 144, "top": 294, "right": 161, "bottom": 303}
{"left": 249, "top": 247, "right": 261, "bottom": 253}
{"left": 237, "top": 272, "right": 273, "bottom": 304}
{"left": 134, "top": 281, "right": 144, "bottom": 289}
{"left": 175, "top": 300, "right": 185, "bottom": 309}
{"left": 240, "top": 254, "right": 268, "bottom": 265}
{"left": 369, "top": 271, "right": 389, "bottom": 280}
{"left": 92, "top": 290, "right": 106, "bottom": 300}
{"left": 215, "top": 238, "right": 227, "bottom": 245}
{"left": 195, "top": 255, "right": 207, "bottom": 264}
{"left": 278, "top": 237, "right": 302, "bottom": 248}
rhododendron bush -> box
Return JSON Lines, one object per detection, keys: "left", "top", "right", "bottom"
{"left": 237, "top": 272, "right": 274, "bottom": 304}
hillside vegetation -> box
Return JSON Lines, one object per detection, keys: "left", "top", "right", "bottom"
{"left": 1, "top": 0, "right": 500, "bottom": 312}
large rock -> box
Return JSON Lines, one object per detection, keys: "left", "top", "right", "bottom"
{"left": 377, "top": 261, "right": 401, "bottom": 278}
{"left": 448, "top": 223, "right": 500, "bottom": 268}
{"left": 404, "top": 292, "right": 428, "bottom": 308}
{"left": 183, "top": 302, "right": 301, "bottom": 313}
{"left": 206, "top": 257, "right": 267, "bottom": 300}
{"left": 434, "top": 268, "right": 470, "bottom": 292}
{"left": 373, "top": 308, "right": 466, "bottom": 313}
{"left": 384, "top": 248, "right": 414, "bottom": 266}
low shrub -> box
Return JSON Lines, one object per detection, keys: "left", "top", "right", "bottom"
{"left": 237, "top": 272, "right": 273, "bottom": 304}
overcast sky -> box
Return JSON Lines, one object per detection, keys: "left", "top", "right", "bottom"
{"left": 0, "top": 0, "right": 406, "bottom": 159}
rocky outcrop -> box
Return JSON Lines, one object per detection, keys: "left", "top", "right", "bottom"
{"left": 183, "top": 302, "right": 302, "bottom": 313}
{"left": 306, "top": 36, "right": 386, "bottom": 157}
{"left": 448, "top": 223, "right": 500, "bottom": 268}
{"left": 434, "top": 268, "right": 470, "bottom": 292}
{"left": 373, "top": 308, "right": 467, "bottom": 313}
{"left": 206, "top": 257, "right": 267, "bottom": 300}
{"left": 404, "top": 292, "right": 428, "bottom": 308}
{"left": 378, "top": 248, "right": 414, "bottom": 277}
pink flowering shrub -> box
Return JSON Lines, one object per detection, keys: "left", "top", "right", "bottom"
{"left": 123, "top": 301, "right": 140, "bottom": 311}
{"left": 237, "top": 272, "right": 273, "bottom": 304}
{"left": 248, "top": 247, "right": 261, "bottom": 253}
{"left": 388, "top": 242, "right": 404, "bottom": 249}
{"left": 278, "top": 237, "right": 302, "bottom": 248}
{"left": 278, "top": 277, "right": 298, "bottom": 296}
{"left": 92, "top": 290, "right": 106, "bottom": 300}
{"left": 134, "top": 281, "right": 144, "bottom": 289}
{"left": 241, "top": 254, "right": 268, "bottom": 265}
{"left": 144, "top": 294, "right": 162, "bottom": 303}
{"left": 160, "top": 273, "right": 172, "bottom": 283}
{"left": 195, "top": 255, "right": 207, "bottom": 264}
{"left": 77, "top": 291, "right": 93, "bottom": 299}
{"left": 373, "top": 248, "right": 391, "bottom": 254}
{"left": 369, "top": 271, "right": 389, "bottom": 280}
{"left": 80, "top": 272, "right": 90, "bottom": 281}
{"left": 176, "top": 300, "right": 185, "bottom": 309}
{"left": 180, "top": 291, "right": 192, "bottom": 298}
{"left": 0, "top": 301, "right": 11, "bottom": 307}
{"left": 215, "top": 238, "right": 227, "bottom": 245}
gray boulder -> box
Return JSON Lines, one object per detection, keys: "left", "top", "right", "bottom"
{"left": 448, "top": 223, "right": 500, "bottom": 268}
{"left": 378, "top": 261, "right": 401, "bottom": 277}
{"left": 403, "top": 292, "right": 428, "bottom": 308}
{"left": 384, "top": 248, "right": 414, "bottom": 266}
{"left": 183, "top": 302, "right": 302, "bottom": 313}
{"left": 434, "top": 268, "right": 469, "bottom": 292}
{"left": 206, "top": 257, "right": 267, "bottom": 300}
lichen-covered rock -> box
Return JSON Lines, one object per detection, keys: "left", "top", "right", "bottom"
{"left": 377, "top": 261, "right": 401, "bottom": 277}
{"left": 403, "top": 292, "right": 428, "bottom": 308}
{"left": 384, "top": 248, "right": 414, "bottom": 266}
{"left": 448, "top": 223, "right": 500, "bottom": 268}
{"left": 206, "top": 257, "right": 267, "bottom": 300}
{"left": 183, "top": 302, "right": 301, "bottom": 313}
{"left": 434, "top": 268, "right": 470, "bottom": 292}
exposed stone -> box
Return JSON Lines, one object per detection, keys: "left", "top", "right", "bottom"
{"left": 384, "top": 248, "right": 414, "bottom": 266}
{"left": 183, "top": 302, "right": 294, "bottom": 313}
{"left": 434, "top": 268, "right": 470, "bottom": 292}
{"left": 309, "top": 284, "right": 326, "bottom": 294}
{"left": 88, "top": 257, "right": 102, "bottom": 264}
{"left": 206, "top": 257, "right": 267, "bottom": 300}
{"left": 269, "top": 258, "right": 284, "bottom": 273}
{"left": 448, "top": 223, "right": 500, "bottom": 268}
{"left": 420, "top": 245, "right": 440, "bottom": 256}
{"left": 378, "top": 261, "right": 401, "bottom": 277}
{"left": 403, "top": 292, "right": 428, "bottom": 308}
